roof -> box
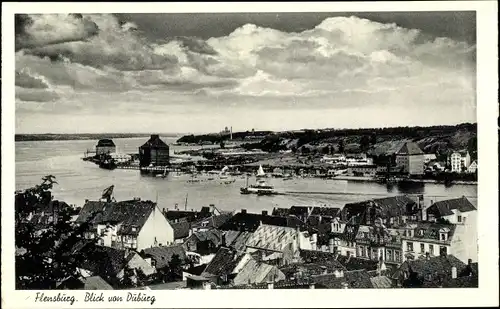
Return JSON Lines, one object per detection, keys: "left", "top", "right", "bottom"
{"left": 310, "top": 207, "right": 340, "bottom": 218}
{"left": 299, "top": 250, "right": 346, "bottom": 271}
{"left": 142, "top": 245, "right": 187, "bottom": 269}
{"left": 191, "top": 212, "right": 234, "bottom": 230}
{"left": 77, "top": 199, "right": 157, "bottom": 235}
{"left": 97, "top": 139, "right": 116, "bottom": 147}
{"left": 342, "top": 195, "right": 417, "bottom": 223}
{"left": 403, "top": 221, "right": 457, "bottom": 243}
{"left": 233, "top": 259, "right": 283, "bottom": 286}
{"left": 393, "top": 254, "right": 467, "bottom": 281}
{"left": 140, "top": 134, "right": 169, "bottom": 149}
{"left": 78, "top": 245, "right": 131, "bottom": 277}
{"left": 369, "top": 276, "right": 393, "bottom": 288}
{"left": 219, "top": 212, "right": 304, "bottom": 233}
{"left": 201, "top": 247, "right": 244, "bottom": 277}
{"left": 224, "top": 230, "right": 254, "bottom": 252}
{"left": 171, "top": 221, "right": 191, "bottom": 239}
{"left": 165, "top": 209, "right": 211, "bottom": 223}
{"left": 146, "top": 281, "right": 187, "bottom": 290}
{"left": 245, "top": 224, "right": 300, "bottom": 252}
{"left": 336, "top": 255, "right": 379, "bottom": 271}
{"left": 396, "top": 142, "right": 424, "bottom": 155}
{"left": 313, "top": 269, "right": 374, "bottom": 289}
{"left": 82, "top": 276, "right": 114, "bottom": 290}
{"left": 189, "top": 229, "right": 223, "bottom": 246}
{"left": 426, "top": 196, "right": 477, "bottom": 217}
{"left": 272, "top": 207, "right": 291, "bottom": 217}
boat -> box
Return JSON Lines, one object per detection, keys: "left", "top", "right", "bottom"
{"left": 99, "top": 158, "right": 117, "bottom": 170}
{"left": 256, "top": 165, "right": 267, "bottom": 178}
{"left": 240, "top": 175, "right": 277, "bottom": 195}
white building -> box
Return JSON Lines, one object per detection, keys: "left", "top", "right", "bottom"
{"left": 467, "top": 160, "right": 478, "bottom": 173}
{"left": 449, "top": 151, "right": 471, "bottom": 173}
{"left": 77, "top": 198, "right": 175, "bottom": 251}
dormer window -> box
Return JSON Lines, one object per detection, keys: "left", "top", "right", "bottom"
{"left": 439, "top": 228, "right": 450, "bottom": 241}
{"left": 419, "top": 230, "right": 424, "bottom": 236}
{"left": 131, "top": 227, "right": 137, "bottom": 232}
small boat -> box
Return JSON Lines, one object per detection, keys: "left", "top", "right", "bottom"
{"left": 256, "top": 165, "right": 267, "bottom": 178}
{"left": 99, "top": 158, "right": 117, "bottom": 170}
{"left": 156, "top": 167, "right": 168, "bottom": 178}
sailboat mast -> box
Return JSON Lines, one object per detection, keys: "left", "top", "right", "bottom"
{"left": 184, "top": 193, "right": 188, "bottom": 211}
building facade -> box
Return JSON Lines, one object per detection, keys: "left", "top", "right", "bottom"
{"left": 449, "top": 151, "right": 471, "bottom": 173}
{"left": 139, "top": 134, "right": 170, "bottom": 167}
{"left": 395, "top": 142, "right": 425, "bottom": 176}
{"left": 96, "top": 139, "right": 116, "bottom": 156}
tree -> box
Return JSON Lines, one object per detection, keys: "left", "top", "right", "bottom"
{"left": 370, "top": 133, "right": 377, "bottom": 145}
{"left": 360, "top": 135, "right": 371, "bottom": 151}
{"left": 15, "top": 176, "right": 98, "bottom": 289}
{"left": 338, "top": 139, "right": 345, "bottom": 153}
{"left": 168, "top": 254, "right": 183, "bottom": 281}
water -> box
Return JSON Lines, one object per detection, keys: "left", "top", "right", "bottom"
{"left": 15, "top": 137, "right": 478, "bottom": 213}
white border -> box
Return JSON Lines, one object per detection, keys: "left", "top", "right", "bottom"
{"left": 2, "top": 1, "right": 498, "bottom": 308}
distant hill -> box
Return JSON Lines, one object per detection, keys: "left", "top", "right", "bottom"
{"left": 15, "top": 133, "right": 181, "bottom": 142}
{"left": 240, "top": 123, "right": 478, "bottom": 161}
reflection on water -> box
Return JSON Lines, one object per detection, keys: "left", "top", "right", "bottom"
{"left": 15, "top": 137, "right": 478, "bottom": 212}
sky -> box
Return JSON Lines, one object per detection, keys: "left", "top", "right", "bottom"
{"left": 14, "top": 12, "right": 477, "bottom": 134}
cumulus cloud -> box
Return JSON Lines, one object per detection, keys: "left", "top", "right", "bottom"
{"left": 15, "top": 14, "right": 475, "bottom": 110}
{"left": 15, "top": 14, "right": 99, "bottom": 51}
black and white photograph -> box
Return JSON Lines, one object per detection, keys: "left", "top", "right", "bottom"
{"left": 2, "top": 1, "right": 499, "bottom": 308}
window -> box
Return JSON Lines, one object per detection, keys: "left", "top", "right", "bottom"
{"left": 419, "top": 230, "right": 424, "bottom": 236}
{"left": 407, "top": 242, "right": 414, "bottom": 252}
{"left": 387, "top": 249, "right": 393, "bottom": 261}
{"left": 440, "top": 233, "right": 447, "bottom": 241}
{"left": 428, "top": 244, "right": 434, "bottom": 255}
{"left": 420, "top": 243, "right": 425, "bottom": 253}
{"left": 440, "top": 246, "right": 448, "bottom": 256}
{"left": 395, "top": 251, "right": 401, "bottom": 262}
{"left": 457, "top": 216, "right": 462, "bottom": 223}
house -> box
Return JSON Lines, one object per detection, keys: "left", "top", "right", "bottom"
{"left": 139, "top": 134, "right": 170, "bottom": 167}
{"left": 76, "top": 198, "right": 174, "bottom": 251}
{"left": 183, "top": 229, "right": 223, "bottom": 255}
{"left": 354, "top": 220, "right": 404, "bottom": 266}
{"left": 341, "top": 195, "right": 421, "bottom": 227}
{"left": 171, "top": 221, "right": 191, "bottom": 243}
{"left": 425, "top": 196, "right": 477, "bottom": 224}
{"left": 190, "top": 211, "right": 234, "bottom": 233}
{"left": 219, "top": 210, "right": 304, "bottom": 233}
{"left": 328, "top": 218, "right": 358, "bottom": 257}
{"left": 394, "top": 142, "right": 425, "bottom": 175}
{"left": 232, "top": 256, "right": 286, "bottom": 286}
{"left": 391, "top": 254, "right": 475, "bottom": 288}
{"left": 57, "top": 275, "right": 114, "bottom": 290}
{"left": 448, "top": 150, "right": 471, "bottom": 173}
{"left": 423, "top": 153, "right": 437, "bottom": 164}
{"left": 141, "top": 245, "right": 187, "bottom": 271}
{"left": 24, "top": 200, "right": 71, "bottom": 230}
{"left": 96, "top": 139, "right": 116, "bottom": 156}
{"left": 75, "top": 244, "right": 156, "bottom": 286}
{"left": 244, "top": 224, "right": 317, "bottom": 266}
{"left": 347, "top": 165, "right": 378, "bottom": 177}
{"left": 467, "top": 160, "right": 478, "bottom": 173}
{"left": 200, "top": 247, "right": 249, "bottom": 285}
{"left": 224, "top": 230, "right": 254, "bottom": 252}
{"left": 399, "top": 221, "right": 472, "bottom": 262}
{"left": 163, "top": 206, "right": 213, "bottom": 223}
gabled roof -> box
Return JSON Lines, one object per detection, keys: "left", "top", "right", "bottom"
{"left": 233, "top": 259, "right": 283, "bottom": 286}
{"left": 219, "top": 212, "right": 304, "bottom": 233}
{"left": 405, "top": 221, "right": 457, "bottom": 242}
{"left": 140, "top": 135, "right": 169, "bottom": 149}
{"left": 224, "top": 230, "right": 254, "bottom": 252}
{"left": 272, "top": 207, "right": 290, "bottom": 217}
{"left": 77, "top": 199, "right": 158, "bottom": 235}
{"left": 97, "top": 139, "right": 116, "bottom": 147}
{"left": 313, "top": 269, "right": 374, "bottom": 289}
{"left": 369, "top": 276, "right": 393, "bottom": 288}
{"left": 171, "top": 221, "right": 191, "bottom": 239}
{"left": 426, "top": 196, "right": 476, "bottom": 217}
{"left": 245, "top": 224, "right": 300, "bottom": 252}
{"left": 191, "top": 212, "right": 234, "bottom": 230}
{"left": 299, "top": 250, "right": 346, "bottom": 271}
{"left": 342, "top": 195, "right": 417, "bottom": 222}
{"left": 189, "top": 229, "right": 223, "bottom": 245}
{"left": 142, "top": 245, "right": 187, "bottom": 269}
{"left": 396, "top": 142, "right": 424, "bottom": 155}
{"left": 82, "top": 276, "right": 114, "bottom": 290}
{"left": 392, "top": 254, "right": 467, "bottom": 281}
{"left": 336, "top": 255, "right": 379, "bottom": 271}
{"left": 165, "top": 209, "right": 211, "bottom": 223}
{"left": 78, "top": 245, "right": 130, "bottom": 278}
{"left": 310, "top": 207, "right": 340, "bottom": 218}
{"left": 201, "top": 247, "right": 244, "bottom": 277}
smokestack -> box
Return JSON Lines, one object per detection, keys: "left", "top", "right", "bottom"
{"left": 451, "top": 266, "right": 457, "bottom": 279}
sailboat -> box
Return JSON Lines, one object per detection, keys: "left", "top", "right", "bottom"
{"left": 256, "top": 165, "right": 267, "bottom": 178}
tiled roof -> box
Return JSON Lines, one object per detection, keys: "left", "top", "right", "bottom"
{"left": 201, "top": 247, "right": 244, "bottom": 277}
{"left": 82, "top": 276, "right": 114, "bottom": 290}
{"left": 299, "top": 250, "right": 346, "bottom": 270}
{"left": 77, "top": 199, "right": 158, "bottom": 235}
{"left": 78, "top": 245, "right": 130, "bottom": 277}
{"left": 142, "top": 245, "right": 187, "bottom": 269}
{"left": 336, "top": 255, "right": 379, "bottom": 271}
{"left": 370, "top": 276, "right": 393, "bottom": 288}
{"left": 165, "top": 210, "right": 211, "bottom": 223}
{"left": 224, "top": 231, "right": 254, "bottom": 252}
{"left": 310, "top": 207, "right": 340, "bottom": 218}
{"left": 393, "top": 254, "right": 467, "bottom": 281}
{"left": 396, "top": 142, "right": 424, "bottom": 155}
{"left": 147, "top": 281, "right": 187, "bottom": 290}
{"left": 190, "top": 229, "right": 223, "bottom": 246}
{"left": 342, "top": 195, "right": 417, "bottom": 222}
{"left": 191, "top": 212, "right": 233, "bottom": 230}
{"left": 272, "top": 208, "right": 291, "bottom": 217}
{"left": 313, "top": 269, "right": 374, "bottom": 289}
{"left": 245, "top": 224, "right": 300, "bottom": 252}
{"left": 426, "top": 196, "right": 477, "bottom": 217}
{"left": 233, "top": 259, "right": 283, "bottom": 286}
{"left": 219, "top": 212, "right": 303, "bottom": 232}
{"left": 140, "top": 135, "right": 169, "bottom": 149}
{"left": 171, "top": 221, "right": 191, "bottom": 239}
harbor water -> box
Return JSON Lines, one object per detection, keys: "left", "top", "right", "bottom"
{"left": 15, "top": 137, "right": 478, "bottom": 213}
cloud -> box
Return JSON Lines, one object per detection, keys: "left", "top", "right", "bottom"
{"left": 16, "top": 86, "right": 59, "bottom": 102}
{"left": 15, "top": 14, "right": 476, "bottom": 116}
{"left": 15, "top": 14, "right": 99, "bottom": 51}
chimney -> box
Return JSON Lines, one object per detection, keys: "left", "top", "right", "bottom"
{"left": 309, "top": 283, "right": 315, "bottom": 289}
{"left": 241, "top": 209, "right": 247, "bottom": 214}
{"left": 451, "top": 266, "right": 457, "bottom": 279}
{"left": 262, "top": 210, "right": 268, "bottom": 216}
{"left": 468, "top": 258, "right": 472, "bottom": 266}
{"left": 328, "top": 238, "right": 334, "bottom": 253}
{"left": 85, "top": 199, "right": 89, "bottom": 203}
{"left": 267, "top": 281, "right": 274, "bottom": 289}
